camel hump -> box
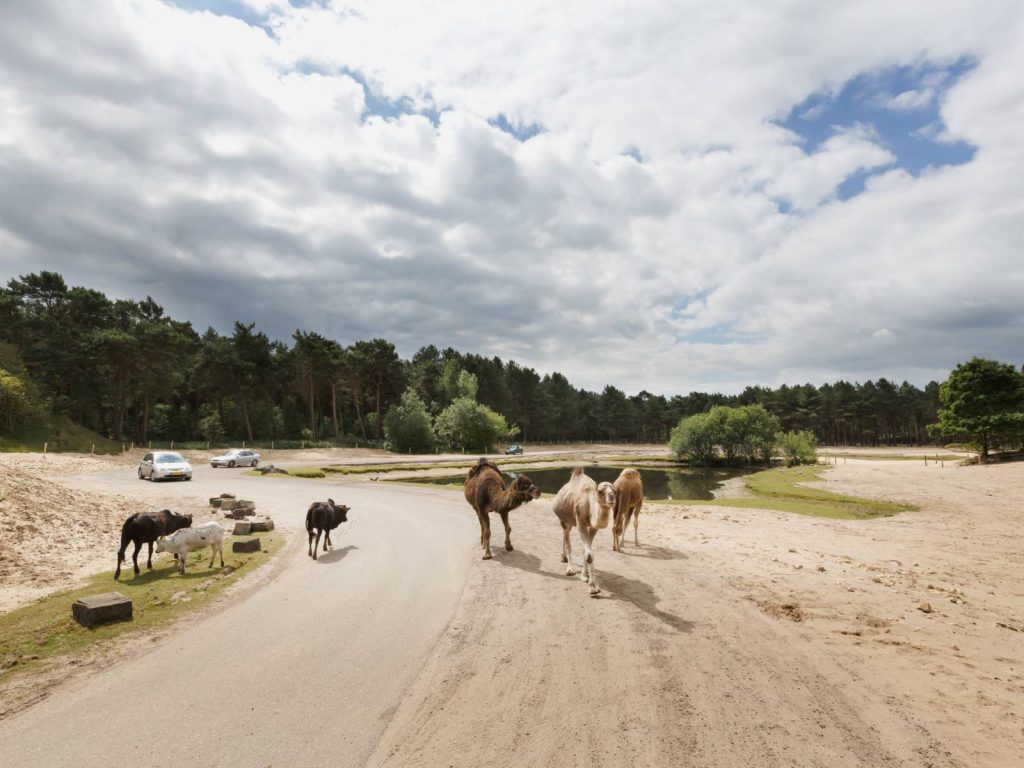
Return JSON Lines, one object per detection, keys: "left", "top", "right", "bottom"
{"left": 570, "top": 466, "right": 584, "bottom": 477}
{"left": 468, "top": 458, "right": 501, "bottom": 479}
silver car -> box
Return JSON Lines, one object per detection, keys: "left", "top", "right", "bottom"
{"left": 210, "top": 448, "right": 261, "bottom": 468}
{"left": 138, "top": 451, "right": 193, "bottom": 481}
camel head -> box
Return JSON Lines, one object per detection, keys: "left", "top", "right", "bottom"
{"left": 511, "top": 474, "right": 541, "bottom": 502}
{"left": 596, "top": 481, "right": 617, "bottom": 509}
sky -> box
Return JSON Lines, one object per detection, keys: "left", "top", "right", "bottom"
{"left": 1, "top": 1, "right": 1022, "bottom": 395}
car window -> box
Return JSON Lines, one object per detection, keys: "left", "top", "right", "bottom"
{"left": 157, "top": 453, "right": 186, "bottom": 464}
{"left": 143, "top": 453, "right": 152, "bottom": 462}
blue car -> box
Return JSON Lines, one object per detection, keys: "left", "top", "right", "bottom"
{"left": 505, "top": 444, "right": 524, "bottom": 455}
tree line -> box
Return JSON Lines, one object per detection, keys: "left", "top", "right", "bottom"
{"left": 1, "top": 271, "right": 950, "bottom": 448}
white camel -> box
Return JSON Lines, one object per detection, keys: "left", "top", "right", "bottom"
{"left": 552, "top": 467, "right": 617, "bottom": 596}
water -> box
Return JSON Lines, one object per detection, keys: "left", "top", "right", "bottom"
{"left": 407, "top": 465, "right": 756, "bottom": 501}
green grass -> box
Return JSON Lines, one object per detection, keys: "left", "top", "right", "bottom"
{"left": 0, "top": 416, "right": 121, "bottom": 454}
{"left": 668, "top": 464, "right": 914, "bottom": 520}
{"left": 0, "top": 532, "right": 283, "bottom": 681}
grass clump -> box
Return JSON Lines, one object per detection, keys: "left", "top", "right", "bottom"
{"left": 0, "top": 532, "right": 283, "bottom": 681}
{"left": 694, "top": 465, "right": 914, "bottom": 520}
{"left": 288, "top": 468, "right": 326, "bottom": 478}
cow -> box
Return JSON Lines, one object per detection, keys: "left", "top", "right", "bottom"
{"left": 115, "top": 509, "right": 193, "bottom": 579}
{"left": 306, "top": 498, "right": 350, "bottom": 560}
{"left": 155, "top": 521, "right": 226, "bottom": 574}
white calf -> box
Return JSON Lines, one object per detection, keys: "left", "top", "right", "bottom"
{"left": 156, "top": 521, "right": 226, "bottom": 573}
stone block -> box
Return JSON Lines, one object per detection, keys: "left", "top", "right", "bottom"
{"left": 249, "top": 517, "right": 274, "bottom": 532}
{"left": 232, "top": 537, "right": 261, "bottom": 553}
{"left": 220, "top": 499, "right": 238, "bottom": 511}
{"left": 230, "top": 506, "right": 256, "bottom": 519}
{"left": 209, "top": 498, "right": 223, "bottom": 508}
{"left": 72, "top": 592, "right": 133, "bottom": 628}
{"left": 232, "top": 520, "right": 252, "bottom": 535}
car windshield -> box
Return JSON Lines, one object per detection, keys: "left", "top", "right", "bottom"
{"left": 156, "top": 453, "right": 186, "bottom": 464}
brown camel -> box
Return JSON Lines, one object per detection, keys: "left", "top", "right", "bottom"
{"left": 552, "top": 467, "right": 617, "bottom": 596}
{"left": 463, "top": 458, "right": 541, "bottom": 560}
{"left": 612, "top": 468, "right": 644, "bottom": 551}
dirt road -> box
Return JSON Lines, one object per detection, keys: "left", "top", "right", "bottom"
{"left": 1, "top": 454, "right": 1022, "bottom": 767}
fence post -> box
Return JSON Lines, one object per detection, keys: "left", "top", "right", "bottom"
{"left": 271, "top": 441, "right": 274, "bottom": 451}
{"left": 171, "top": 440, "right": 174, "bottom": 450}
{"left": 91, "top": 443, "right": 95, "bottom": 454}
{"left": 43, "top": 441, "right": 48, "bottom": 457}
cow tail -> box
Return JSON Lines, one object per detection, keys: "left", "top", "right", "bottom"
{"left": 305, "top": 507, "right": 314, "bottom": 534}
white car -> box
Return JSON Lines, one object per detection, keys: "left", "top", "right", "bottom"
{"left": 138, "top": 451, "right": 193, "bottom": 482}
{"left": 210, "top": 448, "right": 261, "bottom": 468}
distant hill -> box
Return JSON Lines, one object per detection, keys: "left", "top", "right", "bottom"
{"left": 0, "top": 415, "right": 122, "bottom": 454}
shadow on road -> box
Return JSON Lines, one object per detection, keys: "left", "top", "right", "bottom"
{"left": 316, "top": 544, "right": 358, "bottom": 564}
{"left": 600, "top": 567, "right": 695, "bottom": 633}
{"left": 615, "top": 543, "right": 688, "bottom": 561}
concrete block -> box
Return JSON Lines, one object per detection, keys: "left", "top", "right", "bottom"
{"left": 232, "top": 537, "right": 261, "bottom": 553}
{"left": 249, "top": 518, "right": 274, "bottom": 532}
{"left": 230, "top": 506, "right": 256, "bottom": 519}
{"left": 232, "top": 520, "right": 252, "bottom": 535}
{"left": 209, "top": 497, "right": 223, "bottom": 508}
{"left": 72, "top": 592, "right": 133, "bottom": 628}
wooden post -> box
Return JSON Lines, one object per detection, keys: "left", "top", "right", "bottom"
{"left": 171, "top": 440, "right": 174, "bottom": 449}
{"left": 271, "top": 441, "right": 274, "bottom": 450}
{"left": 130, "top": 442, "right": 134, "bottom": 451}
{"left": 91, "top": 443, "right": 95, "bottom": 455}
{"left": 43, "top": 441, "right": 48, "bottom": 457}
{"left": 243, "top": 440, "right": 246, "bottom": 448}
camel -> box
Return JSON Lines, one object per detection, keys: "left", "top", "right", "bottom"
{"left": 552, "top": 467, "right": 617, "bottom": 596}
{"left": 612, "top": 468, "right": 644, "bottom": 551}
{"left": 463, "top": 458, "right": 541, "bottom": 560}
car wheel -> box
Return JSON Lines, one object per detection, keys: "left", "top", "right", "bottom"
{"left": 252, "top": 459, "right": 259, "bottom": 467}
{"left": 138, "top": 468, "right": 144, "bottom": 480}
{"left": 184, "top": 476, "right": 192, "bottom": 481}
{"left": 228, "top": 460, "right": 235, "bottom": 468}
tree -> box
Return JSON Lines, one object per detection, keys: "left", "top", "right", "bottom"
{"left": 434, "top": 397, "right": 511, "bottom": 452}
{"left": 776, "top": 430, "right": 817, "bottom": 465}
{"left": 669, "top": 411, "right": 717, "bottom": 463}
{"left": 384, "top": 388, "right": 435, "bottom": 453}
{"left": 928, "top": 358, "right": 1024, "bottom": 460}
{"left": 0, "top": 368, "right": 32, "bottom": 432}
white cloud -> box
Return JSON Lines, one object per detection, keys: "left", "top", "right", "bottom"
{"left": 0, "top": 0, "right": 1022, "bottom": 396}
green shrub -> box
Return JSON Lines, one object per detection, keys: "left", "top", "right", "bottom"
{"left": 384, "top": 389, "right": 434, "bottom": 453}
{"left": 775, "top": 430, "right": 817, "bottom": 466}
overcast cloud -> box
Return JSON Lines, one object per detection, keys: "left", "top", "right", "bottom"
{"left": 1, "top": 0, "right": 1022, "bottom": 394}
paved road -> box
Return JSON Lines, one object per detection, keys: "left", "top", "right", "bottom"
{"left": 0, "top": 467, "right": 474, "bottom": 768}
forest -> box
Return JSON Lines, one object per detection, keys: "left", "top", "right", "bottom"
{"left": 0, "top": 271, "right": 944, "bottom": 448}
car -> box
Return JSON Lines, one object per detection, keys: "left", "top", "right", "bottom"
{"left": 505, "top": 444, "right": 524, "bottom": 455}
{"left": 210, "top": 448, "right": 261, "bottom": 468}
{"left": 138, "top": 451, "right": 193, "bottom": 482}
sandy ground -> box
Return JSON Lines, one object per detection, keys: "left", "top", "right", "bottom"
{"left": 1, "top": 449, "right": 1021, "bottom": 766}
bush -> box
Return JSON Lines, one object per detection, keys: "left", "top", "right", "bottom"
{"left": 434, "top": 396, "right": 511, "bottom": 452}
{"left": 384, "top": 389, "right": 434, "bottom": 453}
{"left": 669, "top": 404, "right": 780, "bottom": 465}
{"left": 776, "top": 430, "right": 817, "bottom": 466}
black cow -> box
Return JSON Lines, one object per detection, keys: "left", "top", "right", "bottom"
{"left": 115, "top": 509, "right": 193, "bottom": 579}
{"left": 306, "top": 498, "right": 350, "bottom": 560}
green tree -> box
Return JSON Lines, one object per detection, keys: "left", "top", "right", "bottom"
{"left": 434, "top": 397, "right": 511, "bottom": 452}
{"left": 384, "top": 388, "right": 435, "bottom": 453}
{"left": 776, "top": 430, "right": 817, "bottom": 465}
{"left": 669, "top": 411, "right": 717, "bottom": 463}
{"left": 928, "top": 358, "right": 1024, "bottom": 460}
{"left": 0, "top": 368, "right": 32, "bottom": 432}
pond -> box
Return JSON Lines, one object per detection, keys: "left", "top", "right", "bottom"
{"left": 404, "top": 465, "right": 757, "bottom": 501}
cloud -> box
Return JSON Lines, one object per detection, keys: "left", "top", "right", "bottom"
{"left": 1, "top": 0, "right": 1023, "bottom": 397}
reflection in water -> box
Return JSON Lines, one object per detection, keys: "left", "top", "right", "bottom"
{"left": 408, "top": 465, "right": 756, "bottom": 501}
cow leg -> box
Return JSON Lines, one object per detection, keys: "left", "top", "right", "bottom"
{"left": 146, "top": 541, "right": 155, "bottom": 570}
{"left": 313, "top": 529, "right": 322, "bottom": 561}
{"left": 324, "top": 529, "right": 332, "bottom": 551}
{"left": 308, "top": 530, "right": 315, "bottom": 557}
{"left": 499, "top": 511, "right": 513, "bottom": 551}
{"left": 477, "top": 511, "right": 492, "bottom": 560}
{"left": 132, "top": 541, "right": 142, "bottom": 575}
{"left": 218, "top": 542, "right": 224, "bottom": 568}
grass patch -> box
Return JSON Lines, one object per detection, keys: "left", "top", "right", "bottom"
{"left": 672, "top": 465, "right": 914, "bottom": 520}
{"left": 0, "top": 416, "right": 121, "bottom": 454}
{"left": 818, "top": 452, "right": 962, "bottom": 462}
{"left": 288, "top": 468, "right": 326, "bottom": 478}
{"left": 0, "top": 532, "right": 283, "bottom": 681}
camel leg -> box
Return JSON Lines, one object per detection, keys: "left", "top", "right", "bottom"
{"left": 478, "top": 511, "right": 492, "bottom": 560}
{"left": 499, "top": 511, "right": 513, "bottom": 551}
{"left": 611, "top": 515, "right": 622, "bottom": 552}
{"left": 562, "top": 526, "right": 577, "bottom": 576}
{"left": 633, "top": 502, "right": 642, "bottom": 547}
{"left": 580, "top": 526, "right": 600, "bottom": 595}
